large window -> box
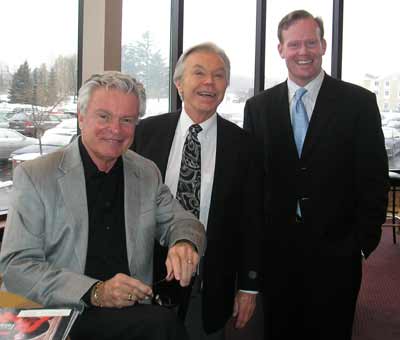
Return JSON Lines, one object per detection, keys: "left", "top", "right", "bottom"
{"left": 121, "top": 0, "right": 171, "bottom": 117}
{"left": 0, "top": 0, "right": 78, "bottom": 213}
{"left": 342, "top": 1, "right": 400, "bottom": 168}
{"left": 265, "top": 0, "right": 333, "bottom": 89}
{"left": 183, "top": 0, "right": 257, "bottom": 126}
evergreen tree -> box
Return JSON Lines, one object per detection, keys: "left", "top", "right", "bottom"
{"left": 8, "top": 61, "right": 32, "bottom": 104}
{"left": 122, "top": 31, "right": 169, "bottom": 99}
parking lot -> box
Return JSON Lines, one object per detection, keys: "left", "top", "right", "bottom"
{"left": 0, "top": 161, "right": 12, "bottom": 213}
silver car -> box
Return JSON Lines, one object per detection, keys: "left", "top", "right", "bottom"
{"left": 0, "top": 128, "right": 37, "bottom": 160}
{"left": 0, "top": 116, "right": 9, "bottom": 128}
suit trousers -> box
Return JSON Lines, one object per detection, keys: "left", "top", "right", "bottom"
{"left": 185, "top": 277, "right": 225, "bottom": 340}
{"left": 69, "top": 304, "right": 188, "bottom": 340}
{"left": 263, "top": 222, "right": 362, "bottom": 340}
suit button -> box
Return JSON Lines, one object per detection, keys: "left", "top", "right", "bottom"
{"left": 248, "top": 271, "right": 258, "bottom": 279}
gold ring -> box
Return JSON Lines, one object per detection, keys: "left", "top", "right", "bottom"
{"left": 187, "top": 260, "right": 193, "bottom": 264}
{"left": 128, "top": 293, "right": 133, "bottom": 301}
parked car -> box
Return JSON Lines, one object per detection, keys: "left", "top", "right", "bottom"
{"left": 383, "top": 126, "right": 400, "bottom": 158}
{"left": 386, "top": 120, "right": 400, "bottom": 129}
{"left": 49, "top": 111, "right": 77, "bottom": 121}
{"left": 0, "top": 128, "right": 37, "bottom": 160}
{"left": 8, "top": 112, "right": 61, "bottom": 137}
{"left": 43, "top": 118, "right": 77, "bottom": 137}
{"left": 0, "top": 109, "right": 14, "bottom": 121}
{"left": 0, "top": 180, "right": 12, "bottom": 214}
{"left": 0, "top": 116, "right": 9, "bottom": 128}
{"left": 10, "top": 133, "right": 77, "bottom": 169}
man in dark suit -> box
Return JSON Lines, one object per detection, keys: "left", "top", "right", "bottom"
{"left": 243, "top": 10, "right": 388, "bottom": 340}
{"left": 134, "top": 42, "right": 263, "bottom": 339}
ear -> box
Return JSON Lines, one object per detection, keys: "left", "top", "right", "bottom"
{"left": 174, "top": 80, "right": 183, "bottom": 98}
{"left": 278, "top": 43, "right": 284, "bottom": 59}
{"left": 77, "top": 111, "right": 84, "bottom": 130}
{"left": 321, "top": 38, "right": 327, "bottom": 55}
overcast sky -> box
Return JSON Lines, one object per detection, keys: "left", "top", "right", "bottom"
{"left": 0, "top": 0, "right": 78, "bottom": 71}
{"left": 1, "top": 0, "right": 399, "bottom": 85}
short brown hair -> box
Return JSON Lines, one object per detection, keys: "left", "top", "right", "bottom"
{"left": 277, "top": 9, "right": 324, "bottom": 43}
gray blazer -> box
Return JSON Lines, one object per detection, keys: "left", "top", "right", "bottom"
{"left": 0, "top": 139, "right": 206, "bottom": 311}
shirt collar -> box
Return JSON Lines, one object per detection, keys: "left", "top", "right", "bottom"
{"left": 287, "top": 69, "right": 325, "bottom": 103}
{"left": 179, "top": 106, "right": 217, "bottom": 139}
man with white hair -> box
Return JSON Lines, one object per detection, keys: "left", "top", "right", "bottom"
{"left": 0, "top": 71, "right": 206, "bottom": 340}
{"left": 135, "top": 43, "right": 263, "bottom": 340}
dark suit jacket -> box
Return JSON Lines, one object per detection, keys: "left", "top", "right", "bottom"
{"left": 244, "top": 73, "right": 388, "bottom": 258}
{"left": 134, "top": 112, "right": 263, "bottom": 333}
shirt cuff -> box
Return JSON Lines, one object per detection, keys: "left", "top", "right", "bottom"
{"left": 239, "top": 289, "right": 258, "bottom": 294}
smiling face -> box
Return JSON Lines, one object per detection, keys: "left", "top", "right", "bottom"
{"left": 175, "top": 51, "right": 228, "bottom": 123}
{"left": 278, "top": 17, "right": 326, "bottom": 86}
{"left": 78, "top": 87, "right": 139, "bottom": 172}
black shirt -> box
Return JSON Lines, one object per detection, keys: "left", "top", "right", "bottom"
{"left": 79, "top": 138, "right": 130, "bottom": 282}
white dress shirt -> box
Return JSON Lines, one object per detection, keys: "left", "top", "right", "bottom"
{"left": 165, "top": 107, "right": 217, "bottom": 230}
{"left": 288, "top": 69, "right": 325, "bottom": 122}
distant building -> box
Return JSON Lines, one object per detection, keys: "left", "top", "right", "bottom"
{"left": 363, "top": 73, "right": 400, "bottom": 112}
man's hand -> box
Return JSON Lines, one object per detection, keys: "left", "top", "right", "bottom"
{"left": 165, "top": 241, "right": 199, "bottom": 286}
{"left": 232, "top": 291, "right": 257, "bottom": 329}
{"left": 95, "top": 273, "right": 153, "bottom": 308}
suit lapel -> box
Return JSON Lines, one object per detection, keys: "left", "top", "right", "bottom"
{"left": 302, "top": 75, "right": 337, "bottom": 158}
{"left": 272, "top": 83, "right": 299, "bottom": 159}
{"left": 57, "top": 141, "right": 89, "bottom": 273}
{"left": 154, "top": 112, "right": 180, "bottom": 179}
{"left": 207, "top": 116, "right": 230, "bottom": 237}
{"left": 123, "top": 154, "right": 141, "bottom": 274}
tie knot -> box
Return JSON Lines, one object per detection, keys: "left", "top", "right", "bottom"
{"left": 295, "top": 87, "right": 307, "bottom": 101}
{"left": 189, "top": 124, "right": 202, "bottom": 136}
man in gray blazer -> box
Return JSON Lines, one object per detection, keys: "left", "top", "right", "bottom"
{"left": 0, "top": 71, "right": 206, "bottom": 340}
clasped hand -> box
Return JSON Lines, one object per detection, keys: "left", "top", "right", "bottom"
{"left": 97, "top": 241, "right": 199, "bottom": 308}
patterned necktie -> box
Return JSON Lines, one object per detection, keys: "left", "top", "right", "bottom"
{"left": 176, "top": 124, "right": 202, "bottom": 218}
{"left": 292, "top": 88, "right": 309, "bottom": 156}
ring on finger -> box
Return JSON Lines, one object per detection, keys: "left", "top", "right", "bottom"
{"left": 128, "top": 293, "right": 133, "bottom": 301}
{"left": 187, "top": 259, "right": 193, "bottom": 264}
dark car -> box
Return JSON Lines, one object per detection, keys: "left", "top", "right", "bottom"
{"left": 8, "top": 112, "right": 61, "bottom": 137}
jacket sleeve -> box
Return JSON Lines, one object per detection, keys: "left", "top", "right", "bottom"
{"left": 0, "top": 165, "right": 95, "bottom": 310}
{"left": 151, "top": 163, "right": 206, "bottom": 256}
{"left": 354, "top": 91, "right": 389, "bottom": 257}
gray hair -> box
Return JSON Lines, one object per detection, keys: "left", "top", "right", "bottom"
{"left": 78, "top": 71, "right": 146, "bottom": 117}
{"left": 173, "top": 42, "right": 231, "bottom": 85}
{"left": 278, "top": 9, "right": 324, "bottom": 43}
